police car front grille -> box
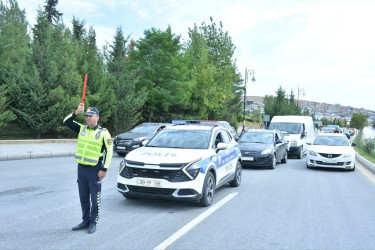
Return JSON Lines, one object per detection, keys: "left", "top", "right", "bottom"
{"left": 120, "top": 167, "right": 191, "bottom": 182}
{"left": 127, "top": 185, "right": 175, "bottom": 195}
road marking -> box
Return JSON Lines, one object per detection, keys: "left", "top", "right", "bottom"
{"left": 357, "top": 161, "right": 375, "bottom": 183}
{"left": 153, "top": 192, "right": 238, "bottom": 250}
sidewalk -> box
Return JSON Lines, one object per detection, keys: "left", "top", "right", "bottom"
{"left": 0, "top": 139, "right": 77, "bottom": 161}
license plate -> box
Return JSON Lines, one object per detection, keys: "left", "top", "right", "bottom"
{"left": 324, "top": 158, "right": 336, "bottom": 163}
{"left": 136, "top": 178, "right": 162, "bottom": 187}
{"left": 242, "top": 156, "right": 254, "bottom": 161}
{"left": 117, "top": 146, "right": 126, "bottom": 150}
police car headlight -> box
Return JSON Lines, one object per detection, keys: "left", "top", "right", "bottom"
{"left": 183, "top": 159, "right": 202, "bottom": 180}
{"left": 133, "top": 137, "right": 146, "bottom": 142}
{"left": 119, "top": 159, "right": 126, "bottom": 172}
{"left": 261, "top": 148, "right": 272, "bottom": 155}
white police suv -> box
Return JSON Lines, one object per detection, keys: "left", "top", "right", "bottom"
{"left": 117, "top": 124, "right": 242, "bottom": 206}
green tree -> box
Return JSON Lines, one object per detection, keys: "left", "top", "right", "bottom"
{"left": 186, "top": 17, "right": 240, "bottom": 121}
{"left": 105, "top": 27, "right": 147, "bottom": 133}
{"left": 43, "top": 0, "right": 62, "bottom": 24}
{"left": 351, "top": 113, "right": 369, "bottom": 130}
{"left": 129, "top": 26, "right": 191, "bottom": 122}
{"left": 0, "top": 85, "right": 16, "bottom": 127}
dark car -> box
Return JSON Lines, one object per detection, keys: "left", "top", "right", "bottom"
{"left": 239, "top": 129, "right": 288, "bottom": 169}
{"left": 113, "top": 123, "right": 171, "bottom": 156}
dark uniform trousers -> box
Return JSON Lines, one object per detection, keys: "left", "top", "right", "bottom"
{"left": 77, "top": 162, "right": 102, "bottom": 224}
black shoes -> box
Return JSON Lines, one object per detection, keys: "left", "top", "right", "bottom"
{"left": 72, "top": 221, "right": 89, "bottom": 231}
{"left": 88, "top": 223, "right": 96, "bottom": 234}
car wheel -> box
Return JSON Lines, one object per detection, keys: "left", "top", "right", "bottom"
{"left": 349, "top": 165, "right": 355, "bottom": 171}
{"left": 229, "top": 161, "right": 242, "bottom": 187}
{"left": 269, "top": 154, "right": 276, "bottom": 169}
{"left": 281, "top": 152, "right": 287, "bottom": 164}
{"left": 297, "top": 147, "right": 303, "bottom": 159}
{"left": 198, "top": 172, "right": 215, "bottom": 207}
{"left": 117, "top": 152, "right": 126, "bottom": 157}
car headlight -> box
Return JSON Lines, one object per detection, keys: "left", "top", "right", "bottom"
{"left": 261, "top": 148, "right": 272, "bottom": 155}
{"left": 343, "top": 153, "right": 354, "bottom": 158}
{"left": 119, "top": 159, "right": 126, "bottom": 172}
{"left": 183, "top": 159, "right": 202, "bottom": 180}
{"left": 133, "top": 137, "right": 146, "bottom": 142}
{"left": 308, "top": 150, "right": 317, "bottom": 156}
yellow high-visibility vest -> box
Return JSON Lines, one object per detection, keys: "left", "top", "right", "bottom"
{"left": 75, "top": 125, "right": 105, "bottom": 166}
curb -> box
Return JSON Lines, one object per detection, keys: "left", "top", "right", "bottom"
{"left": 0, "top": 139, "right": 77, "bottom": 145}
{"left": 355, "top": 152, "right": 375, "bottom": 174}
{"left": 0, "top": 151, "right": 76, "bottom": 161}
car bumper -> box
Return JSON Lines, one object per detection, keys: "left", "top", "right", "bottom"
{"left": 288, "top": 146, "right": 301, "bottom": 156}
{"left": 241, "top": 154, "right": 273, "bottom": 167}
{"left": 117, "top": 173, "right": 206, "bottom": 201}
{"left": 306, "top": 156, "right": 355, "bottom": 170}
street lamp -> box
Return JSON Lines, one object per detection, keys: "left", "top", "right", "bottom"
{"left": 296, "top": 86, "right": 305, "bottom": 113}
{"left": 243, "top": 68, "right": 256, "bottom": 132}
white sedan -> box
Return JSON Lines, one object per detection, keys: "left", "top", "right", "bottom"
{"left": 306, "top": 133, "right": 356, "bottom": 171}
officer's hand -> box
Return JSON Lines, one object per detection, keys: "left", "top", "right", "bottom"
{"left": 75, "top": 103, "right": 85, "bottom": 115}
{"left": 98, "top": 170, "right": 106, "bottom": 181}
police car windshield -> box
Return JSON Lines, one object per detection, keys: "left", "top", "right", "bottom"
{"left": 313, "top": 136, "right": 349, "bottom": 146}
{"left": 239, "top": 132, "right": 273, "bottom": 144}
{"left": 130, "top": 124, "right": 160, "bottom": 133}
{"left": 147, "top": 129, "right": 211, "bottom": 149}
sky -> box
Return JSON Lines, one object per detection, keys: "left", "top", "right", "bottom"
{"left": 16, "top": 0, "right": 375, "bottom": 111}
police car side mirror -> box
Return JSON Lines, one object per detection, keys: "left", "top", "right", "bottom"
{"left": 351, "top": 142, "right": 357, "bottom": 147}
{"left": 216, "top": 142, "right": 228, "bottom": 153}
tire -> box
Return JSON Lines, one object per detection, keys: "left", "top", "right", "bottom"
{"left": 297, "top": 147, "right": 303, "bottom": 159}
{"left": 198, "top": 172, "right": 216, "bottom": 207}
{"left": 229, "top": 161, "right": 242, "bottom": 187}
{"left": 281, "top": 152, "right": 287, "bottom": 164}
{"left": 269, "top": 154, "right": 276, "bottom": 169}
{"left": 349, "top": 165, "right": 356, "bottom": 171}
{"left": 117, "top": 152, "right": 126, "bottom": 157}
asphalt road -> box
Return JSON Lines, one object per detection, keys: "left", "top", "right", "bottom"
{"left": 1, "top": 154, "right": 375, "bottom": 249}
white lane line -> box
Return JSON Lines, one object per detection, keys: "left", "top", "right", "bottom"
{"left": 153, "top": 192, "right": 238, "bottom": 250}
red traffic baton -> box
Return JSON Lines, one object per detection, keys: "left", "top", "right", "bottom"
{"left": 81, "top": 74, "right": 87, "bottom": 104}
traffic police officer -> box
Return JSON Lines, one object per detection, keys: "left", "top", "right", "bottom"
{"left": 63, "top": 103, "right": 113, "bottom": 234}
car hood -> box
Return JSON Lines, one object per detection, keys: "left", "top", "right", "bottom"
{"left": 310, "top": 145, "right": 354, "bottom": 154}
{"left": 239, "top": 142, "right": 271, "bottom": 152}
{"left": 125, "top": 146, "right": 212, "bottom": 164}
{"left": 116, "top": 132, "right": 152, "bottom": 140}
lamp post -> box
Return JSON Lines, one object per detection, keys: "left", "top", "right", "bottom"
{"left": 243, "top": 68, "right": 256, "bottom": 132}
{"left": 296, "top": 86, "right": 305, "bottom": 113}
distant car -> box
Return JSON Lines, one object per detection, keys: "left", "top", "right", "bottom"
{"left": 306, "top": 133, "right": 356, "bottom": 171}
{"left": 343, "top": 129, "right": 351, "bottom": 139}
{"left": 326, "top": 125, "right": 343, "bottom": 133}
{"left": 238, "top": 129, "right": 288, "bottom": 169}
{"left": 117, "top": 124, "right": 242, "bottom": 206}
{"left": 321, "top": 127, "right": 336, "bottom": 133}
{"left": 113, "top": 123, "right": 171, "bottom": 156}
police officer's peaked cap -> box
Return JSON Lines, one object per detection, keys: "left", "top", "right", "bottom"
{"left": 85, "top": 107, "right": 99, "bottom": 116}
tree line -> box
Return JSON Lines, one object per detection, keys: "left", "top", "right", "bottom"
{"left": 0, "top": 0, "right": 242, "bottom": 138}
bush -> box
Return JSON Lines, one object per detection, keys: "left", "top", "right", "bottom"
{"left": 363, "top": 138, "right": 375, "bottom": 154}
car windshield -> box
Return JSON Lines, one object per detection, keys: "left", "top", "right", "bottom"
{"left": 268, "top": 123, "right": 302, "bottom": 134}
{"left": 147, "top": 129, "right": 211, "bottom": 149}
{"left": 313, "top": 136, "right": 349, "bottom": 146}
{"left": 129, "top": 124, "right": 160, "bottom": 133}
{"left": 239, "top": 132, "right": 273, "bottom": 144}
